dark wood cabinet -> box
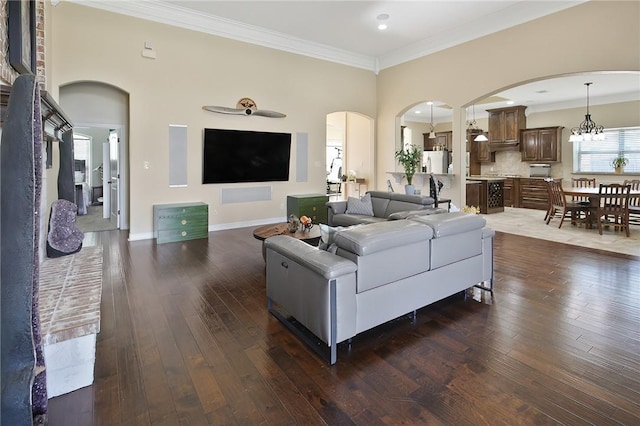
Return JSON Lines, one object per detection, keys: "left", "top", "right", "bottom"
{"left": 423, "top": 131, "right": 451, "bottom": 151}
{"left": 468, "top": 179, "right": 504, "bottom": 214}
{"left": 466, "top": 181, "right": 481, "bottom": 208}
{"left": 487, "top": 105, "right": 527, "bottom": 150}
{"left": 519, "top": 178, "right": 549, "bottom": 210}
{"left": 521, "top": 126, "right": 563, "bottom": 162}
{"left": 503, "top": 178, "right": 519, "bottom": 207}
{"left": 469, "top": 129, "right": 494, "bottom": 170}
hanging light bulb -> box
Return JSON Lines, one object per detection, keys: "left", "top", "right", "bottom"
{"left": 568, "top": 82, "right": 606, "bottom": 142}
{"left": 427, "top": 102, "right": 436, "bottom": 139}
{"left": 466, "top": 104, "right": 488, "bottom": 141}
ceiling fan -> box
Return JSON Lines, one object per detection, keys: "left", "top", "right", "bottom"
{"left": 203, "top": 97, "right": 286, "bottom": 118}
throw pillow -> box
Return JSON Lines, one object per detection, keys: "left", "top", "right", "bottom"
{"left": 345, "top": 192, "right": 374, "bottom": 216}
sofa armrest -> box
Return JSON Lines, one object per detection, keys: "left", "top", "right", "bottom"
{"left": 326, "top": 200, "right": 347, "bottom": 226}
{"left": 265, "top": 235, "right": 356, "bottom": 279}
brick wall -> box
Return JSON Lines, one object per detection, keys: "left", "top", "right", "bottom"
{"left": 1, "top": 0, "right": 46, "bottom": 88}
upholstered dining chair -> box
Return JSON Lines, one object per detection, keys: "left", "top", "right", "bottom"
{"left": 623, "top": 179, "right": 640, "bottom": 226}
{"left": 545, "top": 179, "right": 593, "bottom": 228}
{"left": 596, "top": 183, "right": 631, "bottom": 237}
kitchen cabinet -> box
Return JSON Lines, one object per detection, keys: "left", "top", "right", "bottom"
{"left": 487, "top": 105, "right": 527, "bottom": 150}
{"left": 521, "top": 126, "right": 563, "bottom": 162}
{"left": 467, "top": 178, "right": 504, "bottom": 214}
{"left": 469, "top": 130, "right": 494, "bottom": 175}
{"left": 503, "top": 178, "right": 519, "bottom": 207}
{"left": 423, "top": 131, "right": 451, "bottom": 151}
{"left": 466, "top": 181, "right": 481, "bottom": 209}
{"left": 519, "top": 178, "right": 549, "bottom": 210}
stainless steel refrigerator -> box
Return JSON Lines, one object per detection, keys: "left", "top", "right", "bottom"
{"left": 422, "top": 150, "right": 449, "bottom": 174}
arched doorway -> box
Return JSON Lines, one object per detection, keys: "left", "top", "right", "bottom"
{"left": 326, "top": 111, "right": 375, "bottom": 199}
{"left": 59, "top": 82, "right": 130, "bottom": 230}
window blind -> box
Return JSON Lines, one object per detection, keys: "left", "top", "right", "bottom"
{"left": 574, "top": 126, "right": 640, "bottom": 173}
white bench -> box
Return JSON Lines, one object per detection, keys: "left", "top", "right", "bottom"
{"left": 39, "top": 246, "right": 103, "bottom": 398}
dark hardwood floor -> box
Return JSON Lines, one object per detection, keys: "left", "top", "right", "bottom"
{"left": 48, "top": 228, "right": 640, "bottom": 425}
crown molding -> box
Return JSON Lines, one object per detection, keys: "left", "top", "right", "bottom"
{"left": 70, "top": 0, "right": 377, "bottom": 72}
{"left": 377, "top": 1, "right": 586, "bottom": 70}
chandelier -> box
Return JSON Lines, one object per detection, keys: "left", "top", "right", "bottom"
{"left": 569, "top": 82, "right": 605, "bottom": 142}
{"left": 428, "top": 102, "right": 436, "bottom": 139}
{"left": 466, "top": 105, "right": 488, "bottom": 141}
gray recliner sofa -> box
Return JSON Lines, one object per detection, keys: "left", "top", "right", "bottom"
{"left": 265, "top": 211, "right": 495, "bottom": 364}
{"left": 326, "top": 190, "right": 446, "bottom": 226}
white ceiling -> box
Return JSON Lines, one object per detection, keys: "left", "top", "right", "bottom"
{"left": 74, "top": 1, "right": 639, "bottom": 120}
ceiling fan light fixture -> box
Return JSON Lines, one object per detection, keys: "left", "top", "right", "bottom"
{"left": 568, "top": 82, "right": 605, "bottom": 143}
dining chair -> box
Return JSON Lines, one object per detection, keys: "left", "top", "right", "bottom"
{"left": 545, "top": 179, "right": 593, "bottom": 228}
{"left": 596, "top": 183, "right": 631, "bottom": 237}
{"left": 623, "top": 179, "right": 640, "bottom": 226}
{"left": 571, "top": 177, "right": 596, "bottom": 205}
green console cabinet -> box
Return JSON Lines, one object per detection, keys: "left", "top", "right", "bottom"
{"left": 153, "top": 202, "right": 208, "bottom": 244}
{"left": 287, "top": 194, "right": 329, "bottom": 224}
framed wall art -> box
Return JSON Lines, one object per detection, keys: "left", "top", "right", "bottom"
{"left": 8, "top": 0, "right": 37, "bottom": 75}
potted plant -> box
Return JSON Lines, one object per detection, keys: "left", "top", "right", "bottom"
{"left": 612, "top": 156, "right": 628, "bottom": 174}
{"left": 395, "top": 144, "right": 421, "bottom": 194}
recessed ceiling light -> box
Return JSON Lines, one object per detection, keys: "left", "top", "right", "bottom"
{"left": 414, "top": 110, "right": 421, "bottom": 114}
{"left": 378, "top": 23, "right": 388, "bottom": 30}
{"left": 506, "top": 100, "right": 515, "bottom": 105}
{"left": 426, "top": 101, "right": 434, "bottom": 105}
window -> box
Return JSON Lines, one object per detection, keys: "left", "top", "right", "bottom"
{"left": 573, "top": 126, "right": 640, "bottom": 173}
{"left": 73, "top": 134, "right": 91, "bottom": 184}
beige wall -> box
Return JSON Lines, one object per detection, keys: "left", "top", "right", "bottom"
{"left": 377, "top": 1, "right": 640, "bottom": 207}
{"left": 49, "top": 3, "right": 376, "bottom": 238}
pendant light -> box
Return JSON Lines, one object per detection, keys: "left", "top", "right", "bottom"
{"left": 428, "top": 102, "right": 436, "bottom": 139}
{"left": 467, "top": 105, "right": 488, "bottom": 141}
{"left": 568, "top": 82, "right": 605, "bottom": 142}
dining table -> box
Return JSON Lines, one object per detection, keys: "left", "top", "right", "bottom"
{"left": 562, "top": 186, "right": 640, "bottom": 229}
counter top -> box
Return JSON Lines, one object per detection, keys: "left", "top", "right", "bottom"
{"left": 467, "top": 176, "right": 507, "bottom": 181}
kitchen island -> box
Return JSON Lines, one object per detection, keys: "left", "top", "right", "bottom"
{"left": 467, "top": 176, "right": 506, "bottom": 214}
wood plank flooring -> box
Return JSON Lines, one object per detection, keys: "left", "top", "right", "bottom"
{"left": 47, "top": 228, "right": 640, "bottom": 425}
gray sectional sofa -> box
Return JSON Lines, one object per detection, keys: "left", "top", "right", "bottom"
{"left": 265, "top": 211, "right": 495, "bottom": 364}
{"left": 326, "top": 190, "right": 446, "bottom": 226}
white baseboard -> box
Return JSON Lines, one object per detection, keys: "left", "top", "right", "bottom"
{"left": 128, "top": 217, "right": 286, "bottom": 241}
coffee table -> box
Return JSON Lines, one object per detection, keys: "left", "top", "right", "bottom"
{"left": 253, "top": 223, "right": 322, "bottom": 260}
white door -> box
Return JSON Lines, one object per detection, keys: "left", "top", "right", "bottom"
{"left": 108, "top": 129, "right": 119, "bottom": 228}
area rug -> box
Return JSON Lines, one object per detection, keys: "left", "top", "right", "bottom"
{"left": 481, "top": 207, "right": 639, "bottom": 257}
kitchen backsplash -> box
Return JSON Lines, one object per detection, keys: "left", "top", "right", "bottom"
{"left": 479, "top": 151, "right": 563, "bottom": 177}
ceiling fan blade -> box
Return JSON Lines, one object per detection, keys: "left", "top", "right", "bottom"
{"left": 252, "top": 109, "right": 287, "bottom": 118}
{"left": 202, "top": 105, "right": 246, "bottom": 115}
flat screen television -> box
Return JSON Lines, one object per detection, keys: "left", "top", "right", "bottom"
{"left": 202, "top": 128, "right": 291, "bottom": 184}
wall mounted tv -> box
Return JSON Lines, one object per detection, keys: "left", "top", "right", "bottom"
{"left": 202, "top": 128, "right": 291, "bottom": 184}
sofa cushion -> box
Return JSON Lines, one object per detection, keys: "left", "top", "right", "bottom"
{"left": 329, "top": 214, "right": 386, "bottom": 227}
{"left": 388, "top": 208, "right": 448, "bottom": 220}
{"left": 345, "top": 193, "right": 374, "bottom": 216}
{"left": 409, "top": 212, "right": 485, "bottom": 269}
{"left": 334, "top": 220, "right": 433, "bottom": 256}
{"left": 334, "top": 220, "right": 432, "bottom": 293}
{"left": 409, "top": 211, "right": 486, "bottom": 238}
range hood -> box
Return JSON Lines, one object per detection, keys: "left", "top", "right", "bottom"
{"left": 489, "top": 141, "right": 519, "bottom": 152}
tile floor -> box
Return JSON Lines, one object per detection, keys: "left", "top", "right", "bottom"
{"left": 481, "top": 207, "right": 639, "bottom": 257}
